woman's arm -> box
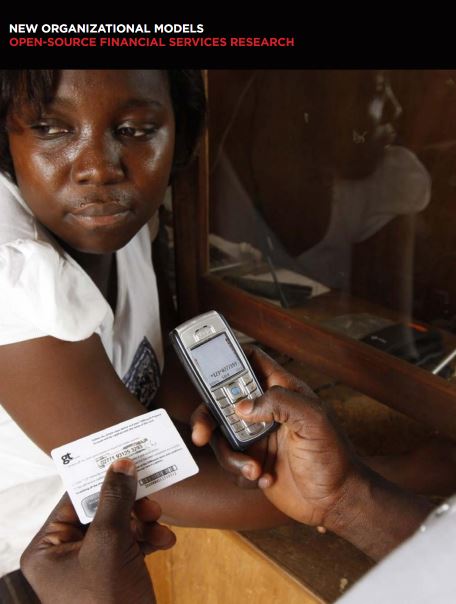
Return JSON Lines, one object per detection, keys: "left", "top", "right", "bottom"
{"left": 0, "top": 334, "right": 288, "bottom": 530}
{"left": 153, "top": 344, "right": 201, "bottom": 424}
{"left": 0, "top": 335, "right": 144, "bottom": 450}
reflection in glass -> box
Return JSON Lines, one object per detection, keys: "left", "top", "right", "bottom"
{"left": 207, "top": 70, "right": 456, "bottom": 380}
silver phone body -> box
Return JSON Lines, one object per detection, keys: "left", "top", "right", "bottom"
{"left": 170, "top": 310, "right": 275, "bottom": 451}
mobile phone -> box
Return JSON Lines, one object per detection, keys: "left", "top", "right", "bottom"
{"left": 170, "top": 310, "right": 276, "bottom": 451}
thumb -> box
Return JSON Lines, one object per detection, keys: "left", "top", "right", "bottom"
{"left": 235, "top": 386, "right": 320, "bottom": 429}
{"left": 91, "top": 458, "right": 138, "bottom": 531}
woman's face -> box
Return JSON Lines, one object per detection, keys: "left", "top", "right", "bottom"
{"left": 7, "top": 69, "right": 175, "bottom": 254}
{"left": 327, "top": 70, "right": 403, "bottom": 179}
{"left": 365, "top": 71, "right": 402, "bottom": 148}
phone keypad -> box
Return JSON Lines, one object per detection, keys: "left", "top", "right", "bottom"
{"left": 226, "top": 414, "right": 241, "bottom": 425}
{"left": 218, "top": 398, "right": 232, "bottom": 409}
{"left": 226, "top": 383, "right": 243, "bottom": 402}
{"left": 228, "top": 384, "right": 242, "bottom": 397}
{"left": 233, "top": 422, "right": 246, "bottom": 433}
{"left": 245, "top": 423, "right": 265, "bottom": 434}
{"left": 245, "top": 381, "right": 258, "bottom": 394}
{"left": 241, "top": 374, "right": 253, "bottom": 384}
{"left": 213, "top": 388, "right": 226, "bottom": 400}
{"left": 212, "top": 374, "right": 269, "bottom": 442}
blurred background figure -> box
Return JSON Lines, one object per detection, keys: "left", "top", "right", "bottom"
{"left": 208, "top": 70, "right": 430, "bottom": 311}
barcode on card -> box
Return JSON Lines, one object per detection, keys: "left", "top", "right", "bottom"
{"left": 139, "top": 465, "right": 178, "bottom": 486}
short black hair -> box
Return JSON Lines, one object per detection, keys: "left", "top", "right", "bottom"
{"left": 0, "top": 69, "right": 206, "bottom": 181}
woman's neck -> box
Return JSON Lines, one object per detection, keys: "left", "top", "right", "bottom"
{"left": 57, "top": 240, "right": 117, "bottom": 313}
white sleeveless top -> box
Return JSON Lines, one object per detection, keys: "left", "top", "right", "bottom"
{"left": 212, "top": 146, "right": 430, "bottom": 290}
{"left": 0, "top": 172, "right": 164, "bottom": 575}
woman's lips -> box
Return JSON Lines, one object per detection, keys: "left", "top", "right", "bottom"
{"left": 70, "top": 211, "right": 131, "bottom": 227}
{"left": 69, "top": 202, "right": 132, "bottom": 228}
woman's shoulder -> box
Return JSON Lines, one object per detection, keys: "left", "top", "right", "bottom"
{"left": 0, "top": 237, "right": 111, "bottom": 345}
{"left": 0, "top": 172, "right": 48, "bottom": 246}
{"left": 0, "top": 173, "right": 111, "bottom": 346}
{"left": 0, "top": 172, "right": 72, "bottom": 286}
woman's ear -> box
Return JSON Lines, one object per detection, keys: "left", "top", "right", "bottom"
{"left": 162, "top": 186, "right": 172, "bottom": 211}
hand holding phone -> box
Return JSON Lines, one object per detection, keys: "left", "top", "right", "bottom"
{"left": 170, "top": 311, "right": 276, "bottom": 451}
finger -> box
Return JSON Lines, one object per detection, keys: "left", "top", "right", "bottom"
{"left": 192, "top": 401, "right": 263, "bottom": 481}
{"left": 191, "top": 403, "right": 217, "bottom": 446}
{"left": 235, "top": 387, "right": 321, "bottom": 429}
{"left": 210, "top": 430, "right": 263, "bottom": 481}
{"left": 90, "top": 458, "right": 137, "bottom": 531}
{"left": 257, "top": 473, "right": 275, "bottom": 489}
{"left": 41, "top": 529, "right": 85, "bottom": 547}
{"left": 26, "top": 493, "right": 84, "bottom": 550}
{"left": 257, "top": 429, "right": 279, "bottom": 489}
{"left": 140, "top": 523, "right": 176, "bottom": 551}
{"left": 140, "top": 540, "right": 173, "bottom": 556}
{"left": 133, "top": 497, "right": 162, "bottom": 523}
{"left": 131, "top": 515, "right": 176, "bottom": 553}
{"left": 244, "top": 346, "right": 286, "bottom": 385}
{"left": 240, "top": 437, "right": 269, "bottom": 482}
{"left": 41, "top": 493, "right": 80, "bottom": 526}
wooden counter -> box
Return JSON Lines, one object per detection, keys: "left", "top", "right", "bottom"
{"left": 146, "top": 524, "right": 373, "bottom": 604}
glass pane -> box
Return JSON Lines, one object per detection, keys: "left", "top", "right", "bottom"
{"left": 207, "top": 70, "right": 456, "bottom": 381}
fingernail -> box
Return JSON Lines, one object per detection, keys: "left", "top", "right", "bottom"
{"left": 258, "top": 476, "right": 271, "bottom": 489}
{"left": 242, "top": 464, "right": 255, "bottom": 480}
{"left": 236, "top": 399, "right": 254, "bottom": 415}
{"left": 112, "top": 459, "right": 136, "bottom": 476}
{"left": 191, "top": 427, "right": 202, "bottom": 446}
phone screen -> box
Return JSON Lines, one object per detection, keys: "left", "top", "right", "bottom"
{"left": 191, "top": 333, "right": 245, "bottom": 387}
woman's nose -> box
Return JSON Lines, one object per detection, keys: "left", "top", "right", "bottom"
{"left": 71, "top": 134, "right": 125, "bottom": 185}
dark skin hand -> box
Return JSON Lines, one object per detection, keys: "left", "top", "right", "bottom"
{"left": 229, "top": 347, "right": 434, "bottom": 561}
{"left": 157, "top": 346, "right": 268, "bottom": 488}
{"left": 192, "top": 346, "right": 456, "bottom": 499}
{"left": 191, "top": 402, "right": 269, "bottom": 487}
{"left": 190, "top": 345, "right": 285, "bottom": 488}
{"left": 191, "top": 344, "right": 346, "bottom": 496}
{"left": 21, "top": 459, "right": 174, "bottom": 604}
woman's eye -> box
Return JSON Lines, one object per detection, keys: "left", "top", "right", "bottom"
{"left": 31, "top": 123, "right": 70, "bottom": 137}
{"left": 116, "top": 124, "right": 157, "bottom": 138}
